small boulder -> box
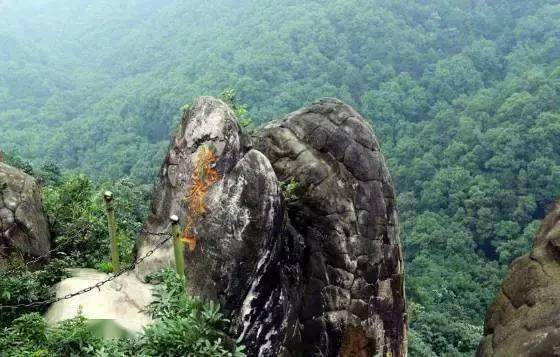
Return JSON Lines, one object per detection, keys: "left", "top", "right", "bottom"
{"left": 45, "top": 268, "right": 152, "bottom": 334}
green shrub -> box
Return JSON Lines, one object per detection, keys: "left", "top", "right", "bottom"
{"left": 0, "top": 269, "right": 245, "bottom": 356}
{"left": 139, "top": 268, "right": 245, "bottom": 357}
{"left": 95, "top": 337, "right": 139, "bottom": 357}
{"left": 0, "top": 260, "right": 69, "bottom": 328}
{"left": 94, "top": 261, "right": 113, "bottom": 274}
{"left": 221, "top": 88, "right": 253, "bottom": 131}
{"left": 42, "top": 174, "right": 109, "bottom": 268}
{"left": 0, "top": 313, "right": 103, "bottom": 357}
{"left": 43, "top": 175, "right": 149, "bottom": 269}
{"left": 48, "top": 314, "right": 104, "bottom": 356}
{"left": 2, "top": 151, "right": 34, "bottom": 175}
{"left": 281, "top": 178, "right": 300, "bottom": 202}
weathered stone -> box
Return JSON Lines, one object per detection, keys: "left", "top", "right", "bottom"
{"left": 477, "top": 198, "right": 560, "bottom": 356}
{"left": 136, "top": 97, "right": 406, "bottom": 356}
{"left": 0, "top": 163, "right": 50, "bottom": 263}
{"left": 134, "top": 96, "right": 243, "bottom": 280}
{"left": 253, "top": 98, "right": 406, "bottom": 356}
{"left": 323, "top": 285, "right": 351, "bottom": 311}
{"left": 45, "top": 268, "right": 152, "bottom": 334}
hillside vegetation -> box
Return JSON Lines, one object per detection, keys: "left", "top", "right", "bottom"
{"left": 1, "top": 1, "right": 559, "bottom": 355}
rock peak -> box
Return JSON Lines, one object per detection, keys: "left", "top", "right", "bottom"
{"left": 136, "top": 97, "right": 407, "bottom": 356}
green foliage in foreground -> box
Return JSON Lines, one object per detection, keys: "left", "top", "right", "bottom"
{"left": 0, "top": 269, "right": 245, "bottom": 357}
{"left": 0, "top": 313, "right": 103, "bottom": 357}
{"left": 139, "top": 269, "right": 245, "bottom": 357}
{"left": 42, "top": 172, "right": 151, "bottom": 269}
{"left": 1, "top": 160, "right": 244, "bottom": 356}
{"left": 0, "top": 260, "right": 69, "bottom": 329}
{"left": 1, "top": 159, "right": 150, "bottom": 327}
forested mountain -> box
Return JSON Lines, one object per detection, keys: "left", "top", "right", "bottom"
{"left": 1, "top": 1, "right": 559, "bottom": 355}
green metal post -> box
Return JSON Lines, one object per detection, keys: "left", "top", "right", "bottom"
{"left": 170, "top": 215, "right": 185, "bottom": 280}
{"left": 104, "top": 191, "right": 120, "bottom": 273}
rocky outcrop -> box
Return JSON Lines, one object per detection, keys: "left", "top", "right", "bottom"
{"left": 0, "top": 163, "right": 50, "bottom": 263}
{"left": 136, "top": 97, "right": 406, "bottom": 356}
{"left": 477, "top": 199, "right": 560, "bottom": 356}
{"left": 249, "top": 99, "right": 406, "bottom": 356}
{"left": 135, "top": 96, "right": 246, "bottom": 280}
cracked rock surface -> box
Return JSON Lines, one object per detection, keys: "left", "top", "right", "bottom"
{"left": 136, "top": 97, "right": 406, "bottom": 356}
{"left": 477, "top": 198, "right": 560, "bottom": 357}
{"left": 0, "top": 163, "right": 50, "bottom": 262}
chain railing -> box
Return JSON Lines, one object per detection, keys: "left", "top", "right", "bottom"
{"left": 1, "top": 224, "right": 94, "bottom": 275}
{"left": 0, "top": 230, "right": 172, "bottom": 310}
{"left": 0, "top": 189, "right": 186, "bottom": 310}
{"left": 138, "top": 229, "right": 174, "bottom": 237}
{"left": 1, "top": 222, "right": 157, "bottom": 276}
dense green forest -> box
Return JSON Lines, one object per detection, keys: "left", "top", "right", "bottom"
{"left": 1, "top": 0, "right": 559, "bottom": 355}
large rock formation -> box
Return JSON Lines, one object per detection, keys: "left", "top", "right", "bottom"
{"left": 135, "top": 96, "right": 246, "bottom": 280}
{"left": 477, "top": 199, "right": 560, "bottom": 356}
{"left": 0, "top": 162, "right": 50, "bottom": 262}
{"left": 136, "top": 97, "right": 406, "bottom": 356}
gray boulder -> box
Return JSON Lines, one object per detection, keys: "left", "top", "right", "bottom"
{"left": 0, "top": 163, "right": 50, "bottom": 263}
{"left": 46, "top": 269, "right": 152, "bottom": 335}
{"left": 251, "top": 98, "right": 406, "bottom": 356}
{"left": 136, "top": 97, "right": 406, "bottom": 356}
{"left": 477, "top": 198, "right": 560, "bottom": 356}
{"left": 135, "top": 96, "right": 244, "bottom": 280}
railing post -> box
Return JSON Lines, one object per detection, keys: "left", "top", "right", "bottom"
{"left": 103, "top": 191, "right": 120, "bottom": 273}
{"left": 170, "top": 215, "right": 185, "bottom": 281}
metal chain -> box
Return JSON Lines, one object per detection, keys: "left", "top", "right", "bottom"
{"left": 2, "top": 225, "right": 94, "bottom": 275}
{"left": 2, "top": 226, "right": 167, "bottom": 274}
{"left": 138, "top": 228, "right": 173, "bottom": 237}
{"left": 0, "top": 231, "right": 172, "bottom": 310}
